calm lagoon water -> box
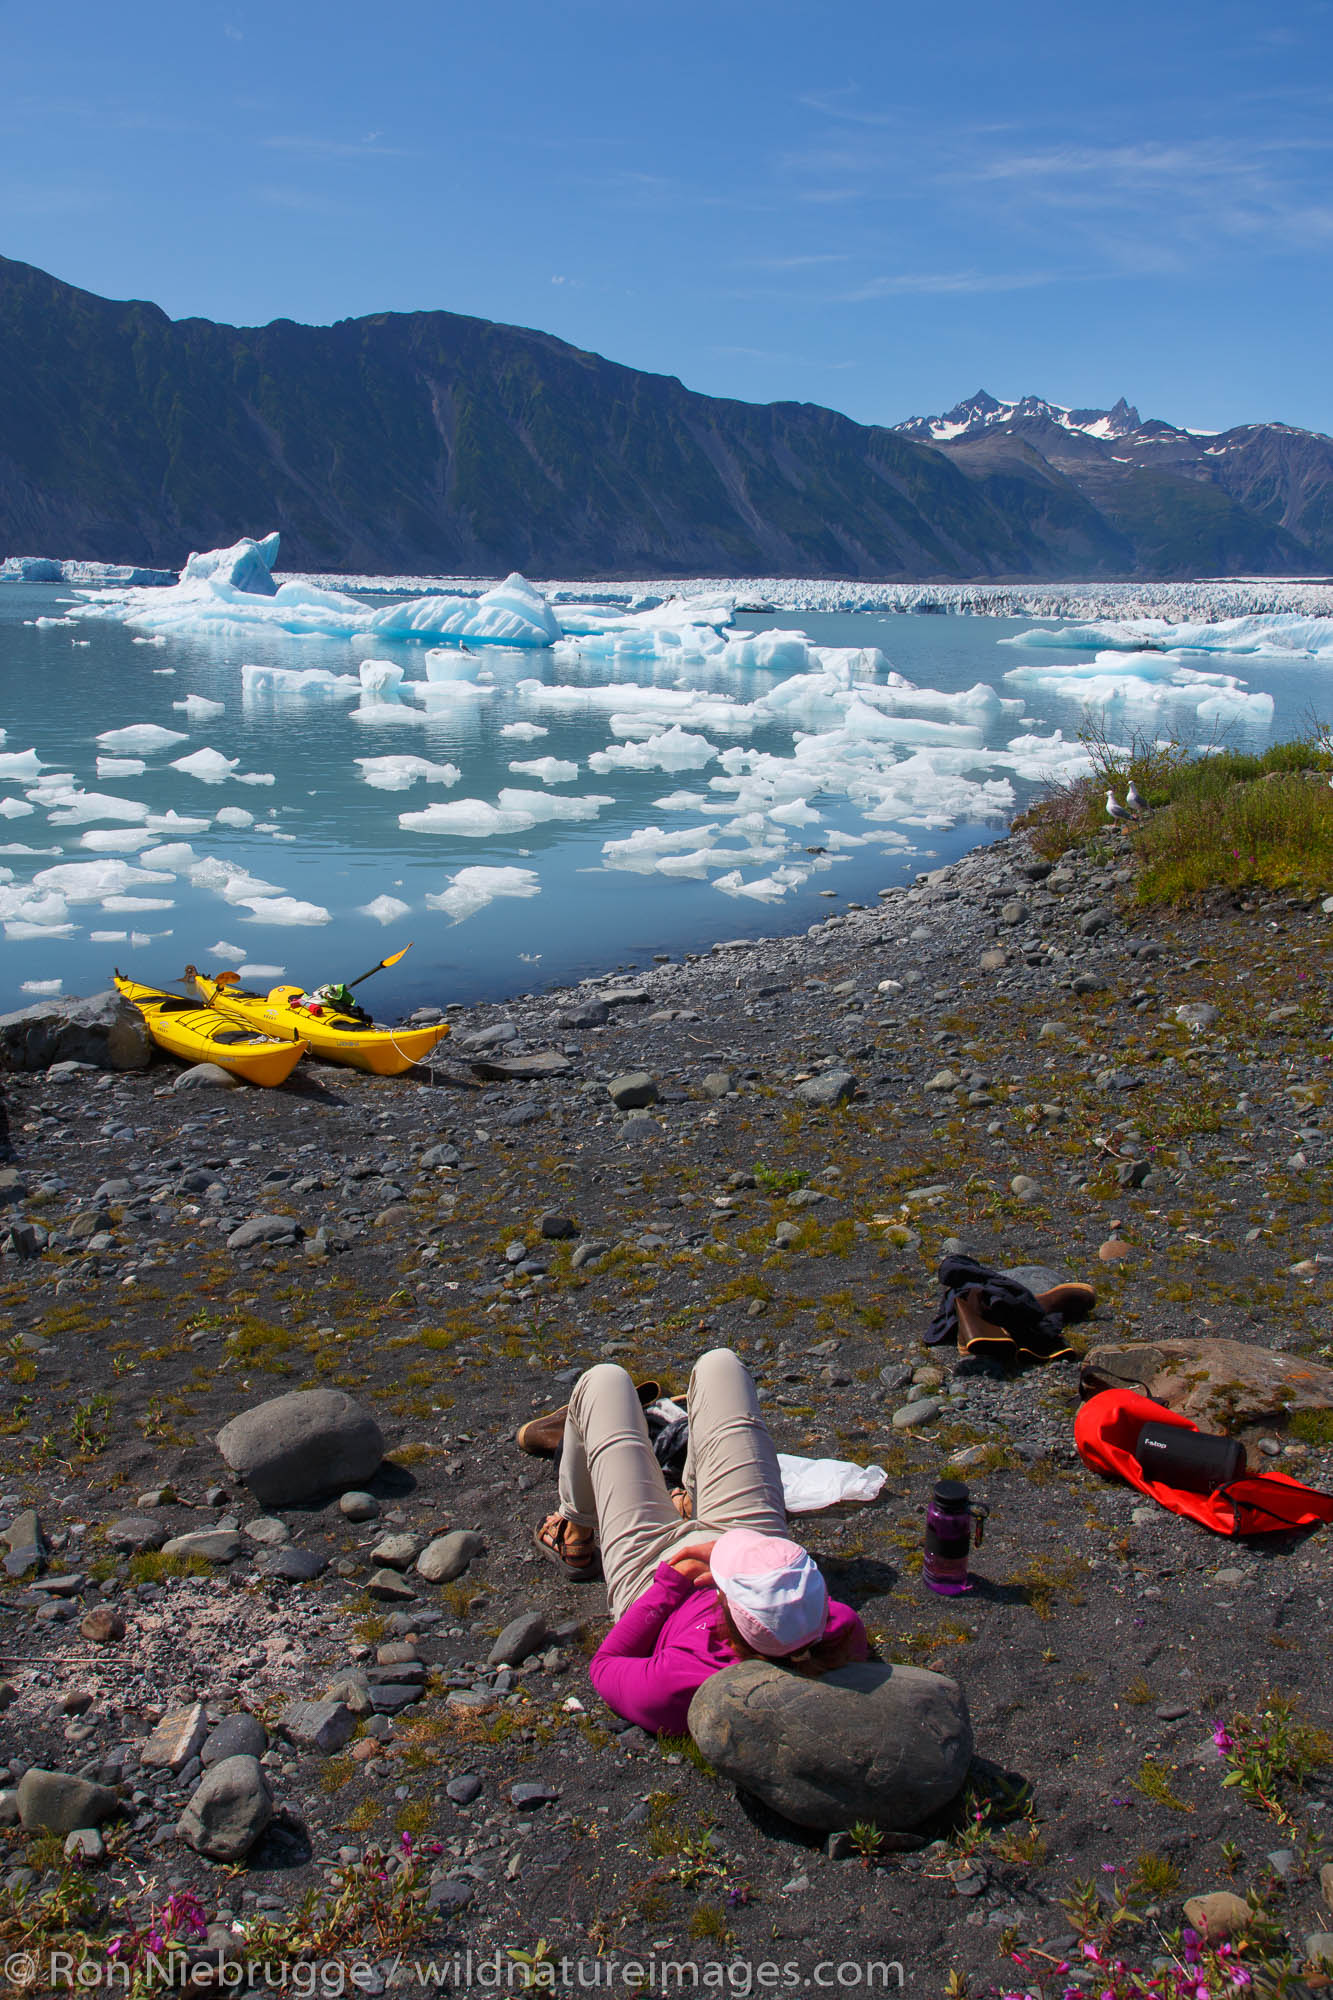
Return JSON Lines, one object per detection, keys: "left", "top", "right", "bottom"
{"left": 0, "top": 584, "right": 1315, "bottom": 1018}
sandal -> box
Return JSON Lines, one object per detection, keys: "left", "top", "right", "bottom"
{"left": 533, "top": 1514, "right": 600, "bottom": 1581}
{"left": 670, "top": 1487, "right": 693, "bottom": 1520}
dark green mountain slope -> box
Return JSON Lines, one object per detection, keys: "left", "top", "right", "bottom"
{"left": 0, "top": 254, "right": 1324, "bottom": 579}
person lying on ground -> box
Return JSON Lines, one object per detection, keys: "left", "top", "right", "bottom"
{"left": 527, "top": 1348, "right": 868, "bottom": 1735}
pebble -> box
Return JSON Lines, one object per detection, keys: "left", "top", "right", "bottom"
{"left": 339, "top": 1492, "right": 380, "bottom": 1522}
{"left": 892, "top": 1398, "right": 941, "bottom": 1429}
{"left": 446, "top": 1774, "right": 483, "bottom": 1805}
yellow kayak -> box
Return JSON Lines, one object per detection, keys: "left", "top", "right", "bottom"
{"left": 114, "top": 974, "right": 308, "bottom": 1087}
{"left": 186, "top": 969, "right": 451, "bottom": 1076}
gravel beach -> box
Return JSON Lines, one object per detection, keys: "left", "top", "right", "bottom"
{"left": 0, "top": 821, "right": 1330, "bottom": 1993}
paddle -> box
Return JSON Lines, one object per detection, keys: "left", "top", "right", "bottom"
{"left": 347, "top": 943, "right": 414, "bottom": 991}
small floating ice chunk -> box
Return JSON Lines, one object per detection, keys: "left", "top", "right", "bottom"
{"left": 0, "top": 750, "right": 44, "bottom": 780}
{"left": 652, "top": 790, "right": 710, "bottom": 811}
{"left": 79, "top": 828, "right": 159, "bottom": 852}
{"left": 589, "top": 727, "right": 718, "bottom": 775}
{"left": 359, "top": 893, "right": 412, "bottom": 925}
{"left": 145, "top": 810, "right": 212, "bottom": 835}
{"left": 46, "top": 790, "right": 154, "bottom": 826}
{"left": 96, "top": 756, "right": 147, "bottom": 778}
{"left": 5, "top": 920, "right": 76, "bottom": 940}
{"left": 237, "top": 896, "right": 331, "bottom": 926}
{"left": 172, "top": 746, "right": 239, "bottom": 784}
{"left": 100, "top": 895, "right": 175, "bottom": 912}
{"left": 235, "top": 770, "right": 276, "bottom": 786}
{"left": 356, "top": 755, "right": 463, "bottom": 792}
{"left": 426, "top": 864, "right": 541, "bottom": 922}
{"left": 172, "top": 694, "right": 225, "bottom": 719}
{"left": 401, "top": 790, "right": 613, "bottom": 836}
{"left": 712, "top": 870, "right": 792, "bottom": 902}
{"left": 205, "top": 939, "right": 249, "bottom": 962}
{"left": 500, "top": 721, "right": 548, "bottom": 741}
{"left": 508, "top": 757, "right": 578, "bottom": 784}
{"left": 214, "top": 806, "right": 255, "bottom": 828}
{"left": 241, "top": 662, "right": 360, "bottom": 698}
{"left": 19, "top": 979, "right": 63, "bottom": 995}
{"left": 0, "top": 797, "right": 36, "bottom": 819}
{"left": 33, "top": 860, "right": 174, "bottom": 903}
{"left": 239, "top": 962, "right": 285, "bottom": 978}
{"left": 89, "top": 931, "right": 128, "bottom": 943}
{"left": 96, "top": 724, "right": 188, "bottom": 754}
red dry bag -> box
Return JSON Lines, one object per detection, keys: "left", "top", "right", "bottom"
{"left": 1075, "top": 1388, "right": 1333, "bottom": 1537}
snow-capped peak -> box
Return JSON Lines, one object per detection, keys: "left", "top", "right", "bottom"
{"left": 896, "top": 390, "right": 1145, "bottom": 445}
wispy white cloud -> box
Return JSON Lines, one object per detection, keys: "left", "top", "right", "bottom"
{"left": 260, "top": 135, "right": 416, "bottom": 159}
{"left": 835, "top": 269, "right": 1054, "bottom": 302}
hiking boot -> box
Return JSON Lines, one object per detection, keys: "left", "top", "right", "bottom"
{"left": 516, "top": 1379, "right": 662, "bottom": 1457}
{"left": 1035, "top": 1283, "right": 1096, "bottom": 1323}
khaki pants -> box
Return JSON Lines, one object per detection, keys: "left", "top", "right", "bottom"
{"left": 558, "top": 1348, "right": 786, "bottom": 1620}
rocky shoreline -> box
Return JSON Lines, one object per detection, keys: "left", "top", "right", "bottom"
{"left": 0, "top": 821, "right": 1331, "bottom": 1993}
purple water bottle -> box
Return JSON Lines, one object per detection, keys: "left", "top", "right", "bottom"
{"left": 924, "top": 1479, "right": 987, "bottom": 1596}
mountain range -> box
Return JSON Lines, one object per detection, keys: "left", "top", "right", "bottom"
{"left": 2, "top": 252, "right": 1331, "bottom": 582}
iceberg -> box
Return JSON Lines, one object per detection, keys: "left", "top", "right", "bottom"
{"left": 182, "top": 532, "right": 281, "bottom": 596}
{"left": 1001, "top": 653, "right": 1275, "bottom": 725}
{"left": 372, "top": 574, "right": 562, "bottom": 648}
{"left": 20, "top": 979, "right": 63, "bottom": 995}
{"left": 1006, "top": 613, "right": 1333, "bottom": 659}
{"left": 173, "top": 694, "right": 225, "bottom": 720}
{"left": 214, "top": 806, "right": 255, "bottom": 828}
{"left": 500, "top": 721, "right": 548, "bottom": 741}
{"left": 96, "top": 724, "right": 188, "bottom": 754}
{"left": 205, "top": 939, "right": 249, "bottom": 961}
{"left": 0, "top": 798, "right": 36, "bottom": 819}
{"left": 426, "top": 865, "right": 541, "bottom": 922}
{"left": 0, "top": 750, "right": 44, "bottom": 780}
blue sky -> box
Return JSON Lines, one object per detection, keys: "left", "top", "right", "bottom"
{"left": 4, "top": 0, "right": 1333, "bottom": 434}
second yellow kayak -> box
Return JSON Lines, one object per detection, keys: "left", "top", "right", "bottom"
{"left": 187, "top": 970, "right": 451, "bottom": 1076}
{"left": 113, "top": 974, "right": 308, "bottom": 1087}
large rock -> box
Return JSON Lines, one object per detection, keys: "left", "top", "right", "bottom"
{"left": 608, "top": 1072, "right": 658, "bottom": 1111}
{"left": 796, "top": 1070, "right": 856, "bottom": 1108}
{"left": 416, "top": 1530, "right": 485, "bottom": 1584}
{"left": 687, "top": 1660, "right": 973, "bottom": 1833}
{"left": 0, "top": 991, "right": 152, "bottom": 1072}
{"left": 1081, "top": 1337, "right": 1333, "bottom": 1435}
{"left": 17, "top": 1769, "right": 119, "bottom": 1835}
{"left": 177, "top": 1755, "right": 273, "bottom": 1861}
{"left": 216, "top": 1389, "right": 383, "bottom": 1505}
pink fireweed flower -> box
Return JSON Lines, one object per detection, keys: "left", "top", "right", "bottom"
{"left": 1212, "top": 1724, "right": 1233, "bottom": 1752}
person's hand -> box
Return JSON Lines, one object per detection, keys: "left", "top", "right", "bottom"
{"left": 667, "top": 1539, "right": 717, "bottom": 1586}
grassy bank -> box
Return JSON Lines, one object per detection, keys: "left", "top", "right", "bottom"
{"left": 1014, "top": 729, "right": 1333, "bottom": 903}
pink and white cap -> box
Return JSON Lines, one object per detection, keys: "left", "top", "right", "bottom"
{"left": 710, "top": 1529, "right": 829, "bottom": 1658}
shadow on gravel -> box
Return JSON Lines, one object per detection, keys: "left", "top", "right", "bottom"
{"left": 963, "top": 1576, "right": 1035, "bottom": 1608}
{"left": 276, "top": 1073, "right": 350, "bottom": 1106}
{"left": 248, "top": 1811, "right": 314, "bottom": 1873}
{"left": 813, "top": 1555, "right": 899, "bottom": 1609}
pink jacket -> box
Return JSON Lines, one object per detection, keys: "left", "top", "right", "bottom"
{"left": 589, "top": 1561, "right": 868, "bottom": 1736}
